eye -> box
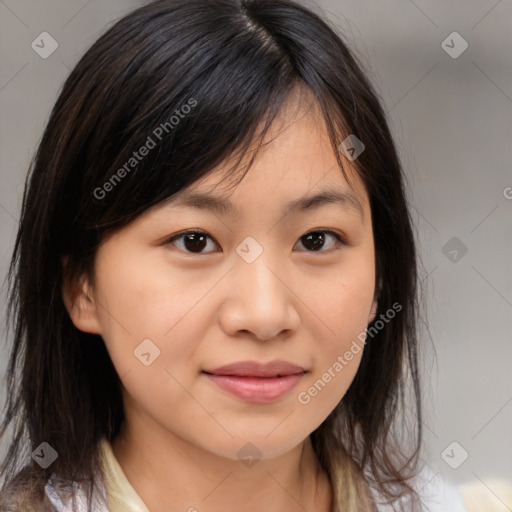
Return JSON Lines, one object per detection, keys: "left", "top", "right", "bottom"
{"left": 166, "top": 230, "right": 219, "bottom": 254}
{"left": 294, "top": 230, "right": 346, "bottom": 253}
{"left": 166, "top": 229, "right": 347, "bottom": 255}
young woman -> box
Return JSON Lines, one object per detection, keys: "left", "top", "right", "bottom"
{"left": 0, "top": 0, "right": 460, "bottom": 510}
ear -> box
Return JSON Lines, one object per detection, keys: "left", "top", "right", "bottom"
{"left": 61, "top": 256, "right": 102, "bottom": 335}
{"left": 368, "top": 298, "right": 378, "bottom": 324}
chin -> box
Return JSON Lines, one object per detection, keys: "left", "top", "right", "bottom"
{"left": 208, "top": 433, "right": 306, "bottom": 463}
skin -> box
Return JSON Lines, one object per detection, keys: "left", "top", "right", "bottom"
{"left": 63, "top": 91, "right": 377, "bottom": 512}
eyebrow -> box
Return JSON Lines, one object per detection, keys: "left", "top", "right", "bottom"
{"left": 166, "top": 186, "right": 364, "bottom": 221}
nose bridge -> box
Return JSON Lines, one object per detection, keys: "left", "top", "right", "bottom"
{"left": 234, "top": 236, "right": 284, "bottom": 308}
{"left": 220, "top": 235, "right": 298, "bottom": 339}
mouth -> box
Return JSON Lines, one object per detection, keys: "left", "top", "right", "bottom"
{"left": 202, "top": 360, "right": 306, "bottom": 403}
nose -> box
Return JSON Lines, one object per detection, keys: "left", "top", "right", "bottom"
{"left": 218, "top": 252, "right": 301, "bottom": 341}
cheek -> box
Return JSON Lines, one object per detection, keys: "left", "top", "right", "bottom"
{"left": 300, "top": 253, "right": 375, "bottom": 408}
{"left": 91, "top": 250, "right": 163, "bottom": 362}
{"left": 297, "top": 290, "right": 368, "bottom": 421}
{"left": 317, "top": 254, "right": 375, "bottom": 347}
{"left": 92, "top": 248, "right": 216, "bottom": 379}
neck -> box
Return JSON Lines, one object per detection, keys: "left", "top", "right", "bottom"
{"left": 111, "top": 419, "right": 332, "bottom": 512}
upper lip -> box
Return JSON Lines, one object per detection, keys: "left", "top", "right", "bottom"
{"left": 203, "top": 360, "right": 306, "bottom": 378}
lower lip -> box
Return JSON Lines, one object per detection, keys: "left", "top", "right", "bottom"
{"left": 204, "top": 372, "right": 304, "bottom": 403}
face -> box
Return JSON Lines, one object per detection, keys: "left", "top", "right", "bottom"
{"left": 64, "top": 96, "right": 377, "bottom": 462}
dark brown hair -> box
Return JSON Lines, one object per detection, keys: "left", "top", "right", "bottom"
{"left": 0, "top": 1, "right": 423, "bottom": 510}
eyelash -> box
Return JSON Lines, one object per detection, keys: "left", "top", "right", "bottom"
{"left": 165, "top": 229, "right": 348, "bottom": 255}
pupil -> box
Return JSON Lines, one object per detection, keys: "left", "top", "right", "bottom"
{"left": 185, "top": 233, "right": 207, "bottom": 252}
{"left": 303, "top": 232, "right": 324, "bottom": 251}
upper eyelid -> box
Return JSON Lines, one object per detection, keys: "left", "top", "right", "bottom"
{"left": 168, "top": 229, "right": 219, "bottom": 245}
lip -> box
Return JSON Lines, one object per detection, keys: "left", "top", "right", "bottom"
{"left": 202, "top": 360, "right": 306, "bottom": 403}
{"left": 204, "top": 360, "right": 305, "bottom": 378}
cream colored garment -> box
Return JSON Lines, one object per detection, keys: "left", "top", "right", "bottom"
{"left": 45, "top": 439, "right": 512, "bottom": 512}
{"left": 44, "top": 438, "right": 150, "bottom": 512}
{"left": 98, "top": 437, "right": 150, "bottom": 512}
{"left": 459, "top": 478, "right": 512, "bottom": 512}
{"left": 96, "top": 440, "right": 512, "bottom": 512}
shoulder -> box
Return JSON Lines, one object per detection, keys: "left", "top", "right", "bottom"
{"left": 370, "top": 464, "right": 468, "bottom": 512}
{"left": 406, "top": 464, "right": 512, "bottom": 512}
{"left": 414, "top": 466, "right": 468, "bottom": 511}
{"left": 458, "top": 477, "right": 512, "bottom": 512}
{"left": 0, "top": 466, "right": 106, "bottom": 512}
{"left": 0, "top": 466, "right": 57, "bottom": 512}
{"left": 44, "top": 474, "right": 109, "bottom": 512}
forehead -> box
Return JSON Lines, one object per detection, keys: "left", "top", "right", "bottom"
{"left": 160, "top": 183, "right": 365, "bottom": 224}
{"left": 152, "top": 89, "right": 370, "bottom": 222}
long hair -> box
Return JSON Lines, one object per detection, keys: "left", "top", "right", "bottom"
{"left": 0, "top": 1, "right": 423, "bottom": 510}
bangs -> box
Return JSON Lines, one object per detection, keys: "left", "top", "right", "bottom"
{"left": 57, "top": 0, "right": 362, "bottom": 253}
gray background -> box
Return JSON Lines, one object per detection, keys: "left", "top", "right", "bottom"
{"left": 1, "top": 0, "right": 511, "bottom": 500}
